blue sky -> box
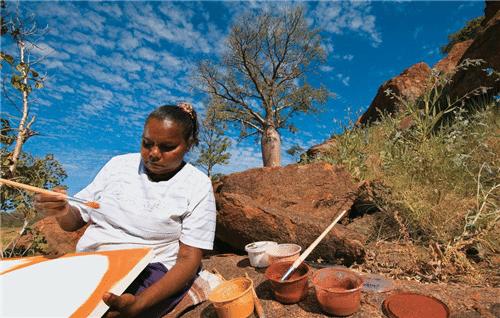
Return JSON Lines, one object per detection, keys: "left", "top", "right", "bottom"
{"left": 1, "top": 1, "right": 484, "bottom": 195}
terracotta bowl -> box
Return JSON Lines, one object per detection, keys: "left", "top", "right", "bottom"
{"left": 265, "top": 260, "right": 310, "bottom": 304}
{"left": 312, "top": 267, "right": 363, "bottom": 316}
{"left": 208, "top": 277, "right": 254, "bottom": 318}
{"left": 266, "top": 243, "right": 302, "bottom": 265}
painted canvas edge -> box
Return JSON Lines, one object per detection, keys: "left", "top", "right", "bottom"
{"left": 87, "top": 249, "right": 155, "bottom": 318}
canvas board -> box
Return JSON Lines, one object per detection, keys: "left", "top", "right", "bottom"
{"left": 0, "top": 248, "right": 153, "bottom": 318}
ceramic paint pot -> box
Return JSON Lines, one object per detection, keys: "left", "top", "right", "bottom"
{"left": 265, "top": 260, "right": 310, "bottom": 304}
{"left": 208, "top": 277, "right": 254, "bottom": 318}
{"left": 245, "top": 241, "right": 278, "bottom": 268}
{"left": 266, "top": 243, "right": 302, "bottom": 265}
{"left": 312, "top": 267, "right": 363, "bottom": 316}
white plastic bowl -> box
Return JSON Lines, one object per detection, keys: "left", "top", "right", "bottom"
{"left": 244, "top": 241, "right": 278, "bottom": 268}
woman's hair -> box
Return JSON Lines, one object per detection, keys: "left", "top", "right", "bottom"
{"left": 146, "top": 103, "right": 199, "bottom": 146}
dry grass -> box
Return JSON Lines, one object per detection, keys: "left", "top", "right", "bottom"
{"left": 310, "top": 77, "right": 499, "bottom": 283}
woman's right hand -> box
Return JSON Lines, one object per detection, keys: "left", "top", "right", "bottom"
{"left": 33, "top": 187, "right": 69, "bottom": 217}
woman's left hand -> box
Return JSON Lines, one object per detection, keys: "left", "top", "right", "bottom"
{"left": 102, "top": 292, "right": 142, "bottom": 318}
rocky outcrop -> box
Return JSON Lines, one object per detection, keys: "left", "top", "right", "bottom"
{"left": 180, "top": 253, "right": 500, "bottom": 318}
{"left": 434, "top": 39, "right": 473, "bottom": 74}
{"left": 355, "top": 62, "right": 432, "bottom": 126}
{"left": 214, "top": 162, "right": 365, "bottom": 265}
{"left": 18, "top": 217, "right": 86, "bottom": 255}
{"left": 484, "top": 1, "right": 500, "bottom": 25}
{"left": 304, "top": 138, "right": 337, "bottom": 160}
{"left": 443, "top": 5, "right": 500, "bottom": 102}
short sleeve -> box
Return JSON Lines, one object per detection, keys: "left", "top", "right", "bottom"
{"left": 73, "top": 158, "right": 113, "bottom": 223}
{"left": 180, "top": 179, "right": 216, "bottom": 250}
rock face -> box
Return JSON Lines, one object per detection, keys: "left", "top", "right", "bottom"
{"left": 443, "top": 5, "right": 500, "bottom": 102}
{"left": 355, "top": 62, "right": 432, "bottom": 126}
{"left": 484, "top": 1, "right": 500, "bottom": 25}
{"left": 304, "top": 138, "right": 337, "bottom": 160}
{"left": 19, "top": 217, "right": 86, "bottom": 255}
{"left": 434, "top": 40, "right": 473, "bottom": 74}
{"left": 181, "top": 254, "right": 500, "bottom": 318}
{"left": 214, "top": 162, "right": 365, "bottom": 265}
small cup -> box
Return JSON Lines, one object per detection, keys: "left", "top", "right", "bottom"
{"left": 266, "top": 243, "right": 302, "bottom": 265}
{"left": 245, "top": 241, "right": 278, "bottom": 268}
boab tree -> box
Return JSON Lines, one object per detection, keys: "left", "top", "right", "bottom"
{"left": 197, "top": 6, "right": 329, "bottom": 167}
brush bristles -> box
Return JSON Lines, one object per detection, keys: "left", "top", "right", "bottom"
{"left": 85, "top": 201, "right": 100, "bottom": 209}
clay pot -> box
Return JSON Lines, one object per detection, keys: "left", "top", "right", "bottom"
{"left": 265, "top": 260, "right": 310, "bottom": 304}
{"left": 312, "top": 267, "right": 363, "bottom": 316}
{"left": 245, "top": 241, "right": 277, "bottom": 268}
{"left": 266, "top": 243, "right": 302, "bottom": 265}
{"left": 208, "top": 277, "right": 254, "bottom": 318}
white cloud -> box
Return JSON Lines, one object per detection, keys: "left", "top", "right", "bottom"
{"left": 119, "top": 31, "right": 140, "bottom": 50}
{"left": 312, "top": 1, "right": 382, "bottom": 47}
{"left": 336, "top": 73, "right": 351, "bottom": 86}
{"left": 320, "top": 65, "right": 335, "bottom": 73}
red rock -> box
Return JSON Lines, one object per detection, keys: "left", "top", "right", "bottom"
{"left": 434, "top": 40, "right": 474, "bottom": 74}
{"left": 443, "top": 8, "right": 500, "bottom": 102}
{"left": 26, "top": 217, "right": 86, "bottom": 255}
{"left": 214, "top": 162, "right": 365, "bottom": 265}
{"left": 305, "top": 138, "right": 337, "bottom": 160}
{"left": 356, "top": 62, "right": 432, "bottom": 126}
{"left": 484, "top": 1, "right": 500, "bottom": 25}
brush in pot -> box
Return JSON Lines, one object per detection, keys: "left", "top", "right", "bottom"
{"left": 0, "top": 178, "right": 100, "bottom": 209}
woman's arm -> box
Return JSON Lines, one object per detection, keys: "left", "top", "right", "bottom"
{"left": 103, "top": 242, "right": 202, "bottom": 317}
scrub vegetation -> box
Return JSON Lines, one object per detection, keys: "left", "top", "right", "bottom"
{"left": 307, "top": 65, "right": 499, "bottom": 283}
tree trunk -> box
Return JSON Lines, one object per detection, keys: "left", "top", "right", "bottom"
{"left": 261, "top": 125, "right": 281, "bottom": 167}
{"left": 9, "top": 40, "right": 29, "bottom": 177}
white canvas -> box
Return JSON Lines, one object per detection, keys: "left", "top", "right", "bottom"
{"left": 0, "top": 248, "right": 153, "bottom": 318}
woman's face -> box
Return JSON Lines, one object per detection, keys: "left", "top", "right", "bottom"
{"left": 140, "top": 117, "right": 190, "bottom": 177}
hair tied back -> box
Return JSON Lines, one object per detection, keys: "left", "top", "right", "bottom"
{"left": 178, "top": 102, "right": 194, "bottom": 119}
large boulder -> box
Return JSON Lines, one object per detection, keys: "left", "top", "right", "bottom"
{"left": 433, "top": 39, "right": 473, "bottom": 74}
{"left": 304, "top": 138, "right": 337, "bottom": 160}
{"left": 214, "top": 162, "right": 365, "bottom": 265}
{"left": 356, "top": 62, "right": 432, "bottom": 126}
{"left": 443, "top": 4, "right": 500, "bottom": 102}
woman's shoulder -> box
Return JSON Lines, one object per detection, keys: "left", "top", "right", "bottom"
{"left": 182, "top": 163, "right": 212, "bottom": 186}
{"left": 104, "top": 153, "right": 141, "bottom": 170}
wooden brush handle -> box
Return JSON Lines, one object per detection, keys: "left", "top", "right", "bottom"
{"left": 0, "top": 178, "right": 65, "bottom": 197}
{"left": 245, "top": 272, "right": 266, "bottom": 318}
{"left": 293, "top": 209, "right": 347, "bottom": 267}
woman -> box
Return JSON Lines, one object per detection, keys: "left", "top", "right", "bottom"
{"left": 34, "top": 103, "right": 216, "bottom": 318}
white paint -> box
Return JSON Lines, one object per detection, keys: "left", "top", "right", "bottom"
{"left": 0, "top": 259, "right": 28, "bottom": 274}
{"left": 0, "top": 255, "right": 109, "bottom": 318}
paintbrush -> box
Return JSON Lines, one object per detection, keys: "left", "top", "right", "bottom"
{"left": 245, "top": 272, "right": 266, "bottom": 318}
{"left": 0, "top": 178, "right": 100, "bottom": 209}
{"left": 280, "top": 209, "right": 347, "bottom": 281}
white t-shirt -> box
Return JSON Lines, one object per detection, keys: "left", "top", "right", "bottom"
{"left": 73, "top": 153, "right": 216, "bottom": 269}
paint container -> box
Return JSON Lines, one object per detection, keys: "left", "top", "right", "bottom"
{"left": 208, "top": 277, "right": 254, "bottom": 318}
{"left": 382, "top": 292, "right": 450, "bottom": 318}
{"left": 264, "top": 260, "right": 310, "bottom": 304}
{"left": 244, "top": 241, "right": 278, "bottom": 268}
{"left": 312, "top": 267, "right": 363, "bottom": 316}
{"left": 266, "top": 243, "right": 302, "bottom": 265}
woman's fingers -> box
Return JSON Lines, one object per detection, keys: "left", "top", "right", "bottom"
{"left": 33, "top": 188, "right": 69, "bottom": 217}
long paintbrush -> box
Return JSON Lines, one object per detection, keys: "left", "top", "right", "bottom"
{"left": 280, "top": 209, "right": 347, "bottom": 281}
{"left": 0, "top": 178, "right": 100, "bottom": 209}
